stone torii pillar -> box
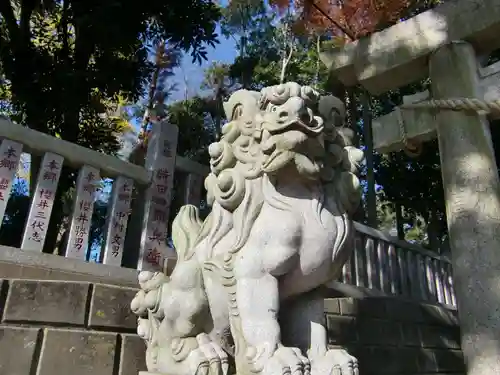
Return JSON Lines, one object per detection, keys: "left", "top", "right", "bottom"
{"left": 320, "top": 1, "right": 500, "bottom": 374}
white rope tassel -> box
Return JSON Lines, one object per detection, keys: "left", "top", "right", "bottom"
{"left": 395, "top": 107, "right": 422, "bottom": 157}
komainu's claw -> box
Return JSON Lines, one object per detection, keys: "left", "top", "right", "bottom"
{"left": 138, "top": 271, "right": 169, "bottom": 291}
{"left": 196, "top": 333, "right": 229, "bottom": 375}
{"left": 310, "top": 348, "right": 358, "bottom": 375}
{"left": 291, "top": 348, "right": 311, "bottom": 375}
{"left": 245, "top": 344, "right": 309, "bottom": 375}
{"left": 274, "top": 347, "right": 309, "bottom": 375}
{"left": 132, "top": 271, "right": 169, "bottom": 317}
{"left": 131, "top": 290, "right": 147, "bottom": 316}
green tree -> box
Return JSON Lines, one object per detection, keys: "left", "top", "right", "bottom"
{"left": 220, "top": 0, "right": 275, "bottom": 86}
{"left": 216, "top": 0, "right": 493, "bottom": 251}
{"left": 167, "top": 96, "right": 218, "bottom": 163}
{"left": 0, "top": 0, "right": 220, "bottom": 252}
{"left": 164, "top": 96, "right": 218, "bottom": 233}
{"left": 201, "top": 62, "right": 234, "bottom": 138}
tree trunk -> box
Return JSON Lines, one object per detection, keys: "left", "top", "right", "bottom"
{"left": 214, "top": 86, "right": 223, "bottom": 139}
{"left": 395, "top": 201, "right": 404, "bottom": 240}
{"left": 346, "top": 86, "right": 367, "bottom": 223}
{"left": 426, "top": 207, "right": 440, "bottom": 252}
{"left": 326, "top": 77, "right": 367, "bottom": 223}
{"left": 361, "top": 91, "right": 377, "bottom": 227}
{"left": 346, "top": 86, "right": 358, "bottom": 135}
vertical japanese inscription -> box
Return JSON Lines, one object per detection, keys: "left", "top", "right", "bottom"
{"left": 0, "top": 140, "right": 23, "bottom": 226}
{"left": 65, "top": 165, "right": 100, "bottom": 259}
{"left": 138, "top": 120, "right": 178, "bottom": 271}
{"left": 21, "top": 153, "right": 64, "bottom": 251}
{"left": 102, "top": 176, "right": 133, "bottom": 266}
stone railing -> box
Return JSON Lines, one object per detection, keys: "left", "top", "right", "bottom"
{"left": 337, "top": 222, "right": 456, "bottom": 307}
{"left": 0, "top": 117, "right": 207, "bottom": 272}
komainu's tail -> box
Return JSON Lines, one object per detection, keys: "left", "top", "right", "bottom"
{"left": 171, "top": 204, "right": 204, "bottom": 261}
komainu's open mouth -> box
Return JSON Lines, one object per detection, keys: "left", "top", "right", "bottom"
{"left": 261, "top": 149, "right": 295, "bottom": 173}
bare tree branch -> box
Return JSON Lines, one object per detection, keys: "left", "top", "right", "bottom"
{"left": 308, "top": 0, "right": 355, "bottom": 40}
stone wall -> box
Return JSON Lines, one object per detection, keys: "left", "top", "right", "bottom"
{"left": 0, "top": 279, "right": 145, "bottom": 375}
{"left": 0, "top": 278, "right": 465, "bottom": 375}
{"left": 325, "top": 297, "right": 465, "bottom": 375}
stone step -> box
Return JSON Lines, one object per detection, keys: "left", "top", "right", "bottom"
{"left": 0, "top": 244, "right": 139, "bottom": 287}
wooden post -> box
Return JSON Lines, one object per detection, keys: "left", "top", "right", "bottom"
{"left": 430, "top": 41, "right": 500, "bottom": 375}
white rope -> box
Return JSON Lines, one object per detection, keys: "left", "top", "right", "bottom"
{"left": 395, "top": 107, "right": 422, "bottom": 157}
{"left": 394, "top": 97, "right": 500, "bottom": 157}
{"left": 400, "top": 98, "right": 500, "bottom": 115}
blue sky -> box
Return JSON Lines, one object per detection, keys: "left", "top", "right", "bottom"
{"left": 168, "top": 25, "right": 238, "bottom": 103}
{"left": 120, "top": 26, "right": 238, "bottom": 156}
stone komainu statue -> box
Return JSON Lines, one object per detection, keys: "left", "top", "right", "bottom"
{"left": 131, "top": 82, "right": 364, "bottom": 375}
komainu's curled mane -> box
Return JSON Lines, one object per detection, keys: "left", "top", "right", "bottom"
{"left": 131, "top": 82, "right": 364, "bottom": 375}
{"left": 186, "top": 82, "right": 363, "bottom": 262}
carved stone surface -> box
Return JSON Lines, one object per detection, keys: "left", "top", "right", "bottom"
{"left": 0, "top": 140, "right": 23, "bottom": 224}
{"left": 130, "top": 83, "right": 364, "bottom": 375}
{"left": 102, "top": 176, "right": 134, "bottom": 266}
{"left": 21, "top": 152, "right": 64, "bottom": 251}
{"left": 65, "top": 165, "right": 100, "bottom": 259}
{"left": 138, "top": 115, "right": 178, "bottom": 272}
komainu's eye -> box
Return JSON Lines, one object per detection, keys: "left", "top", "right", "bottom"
{"left": 267, "top": 104, "right": 278, "bottom": 112}
{"left": 231, "top": 104, "right": 243, "bottom": 120}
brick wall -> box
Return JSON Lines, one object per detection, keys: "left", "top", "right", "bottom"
{"left": 0, "top": 279, "right": 465, "bottom": 375}
{"left": 325, "top": 297, "right": 465, "bottom": 375}
{"left": 0, "top": 279, "right": 145, "bottom": 375}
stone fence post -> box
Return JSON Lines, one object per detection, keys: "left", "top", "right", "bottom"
{"left": 122, "top": 107, "right": 178, "bottom": 272}
{"left": 137, "top": 117, "right": 178, "bottom": 271}
{"left": 183, "top": 172, "right": 204, "bottom": 206}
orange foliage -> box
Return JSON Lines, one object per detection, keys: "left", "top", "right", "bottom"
{"left": 268, "top": 0, "right": 412, "bottom": 41}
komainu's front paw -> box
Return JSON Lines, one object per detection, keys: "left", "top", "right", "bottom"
{"left": 131, "top": 271, "right": 169, "bottom": 317}
{"left": 170, "top": 334, "right": 229, "bottom": 375}
{"left": 310, "top": 348, "right": 358, "bottom": 375}
{"left": 246, "top": 344, "right": 310, "bottom": 375}
{"left": 195, "top": 333, "right": 230, "bottom": 375}
{"left": 138, "top": 271, "right": 169, "bottom": 291}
